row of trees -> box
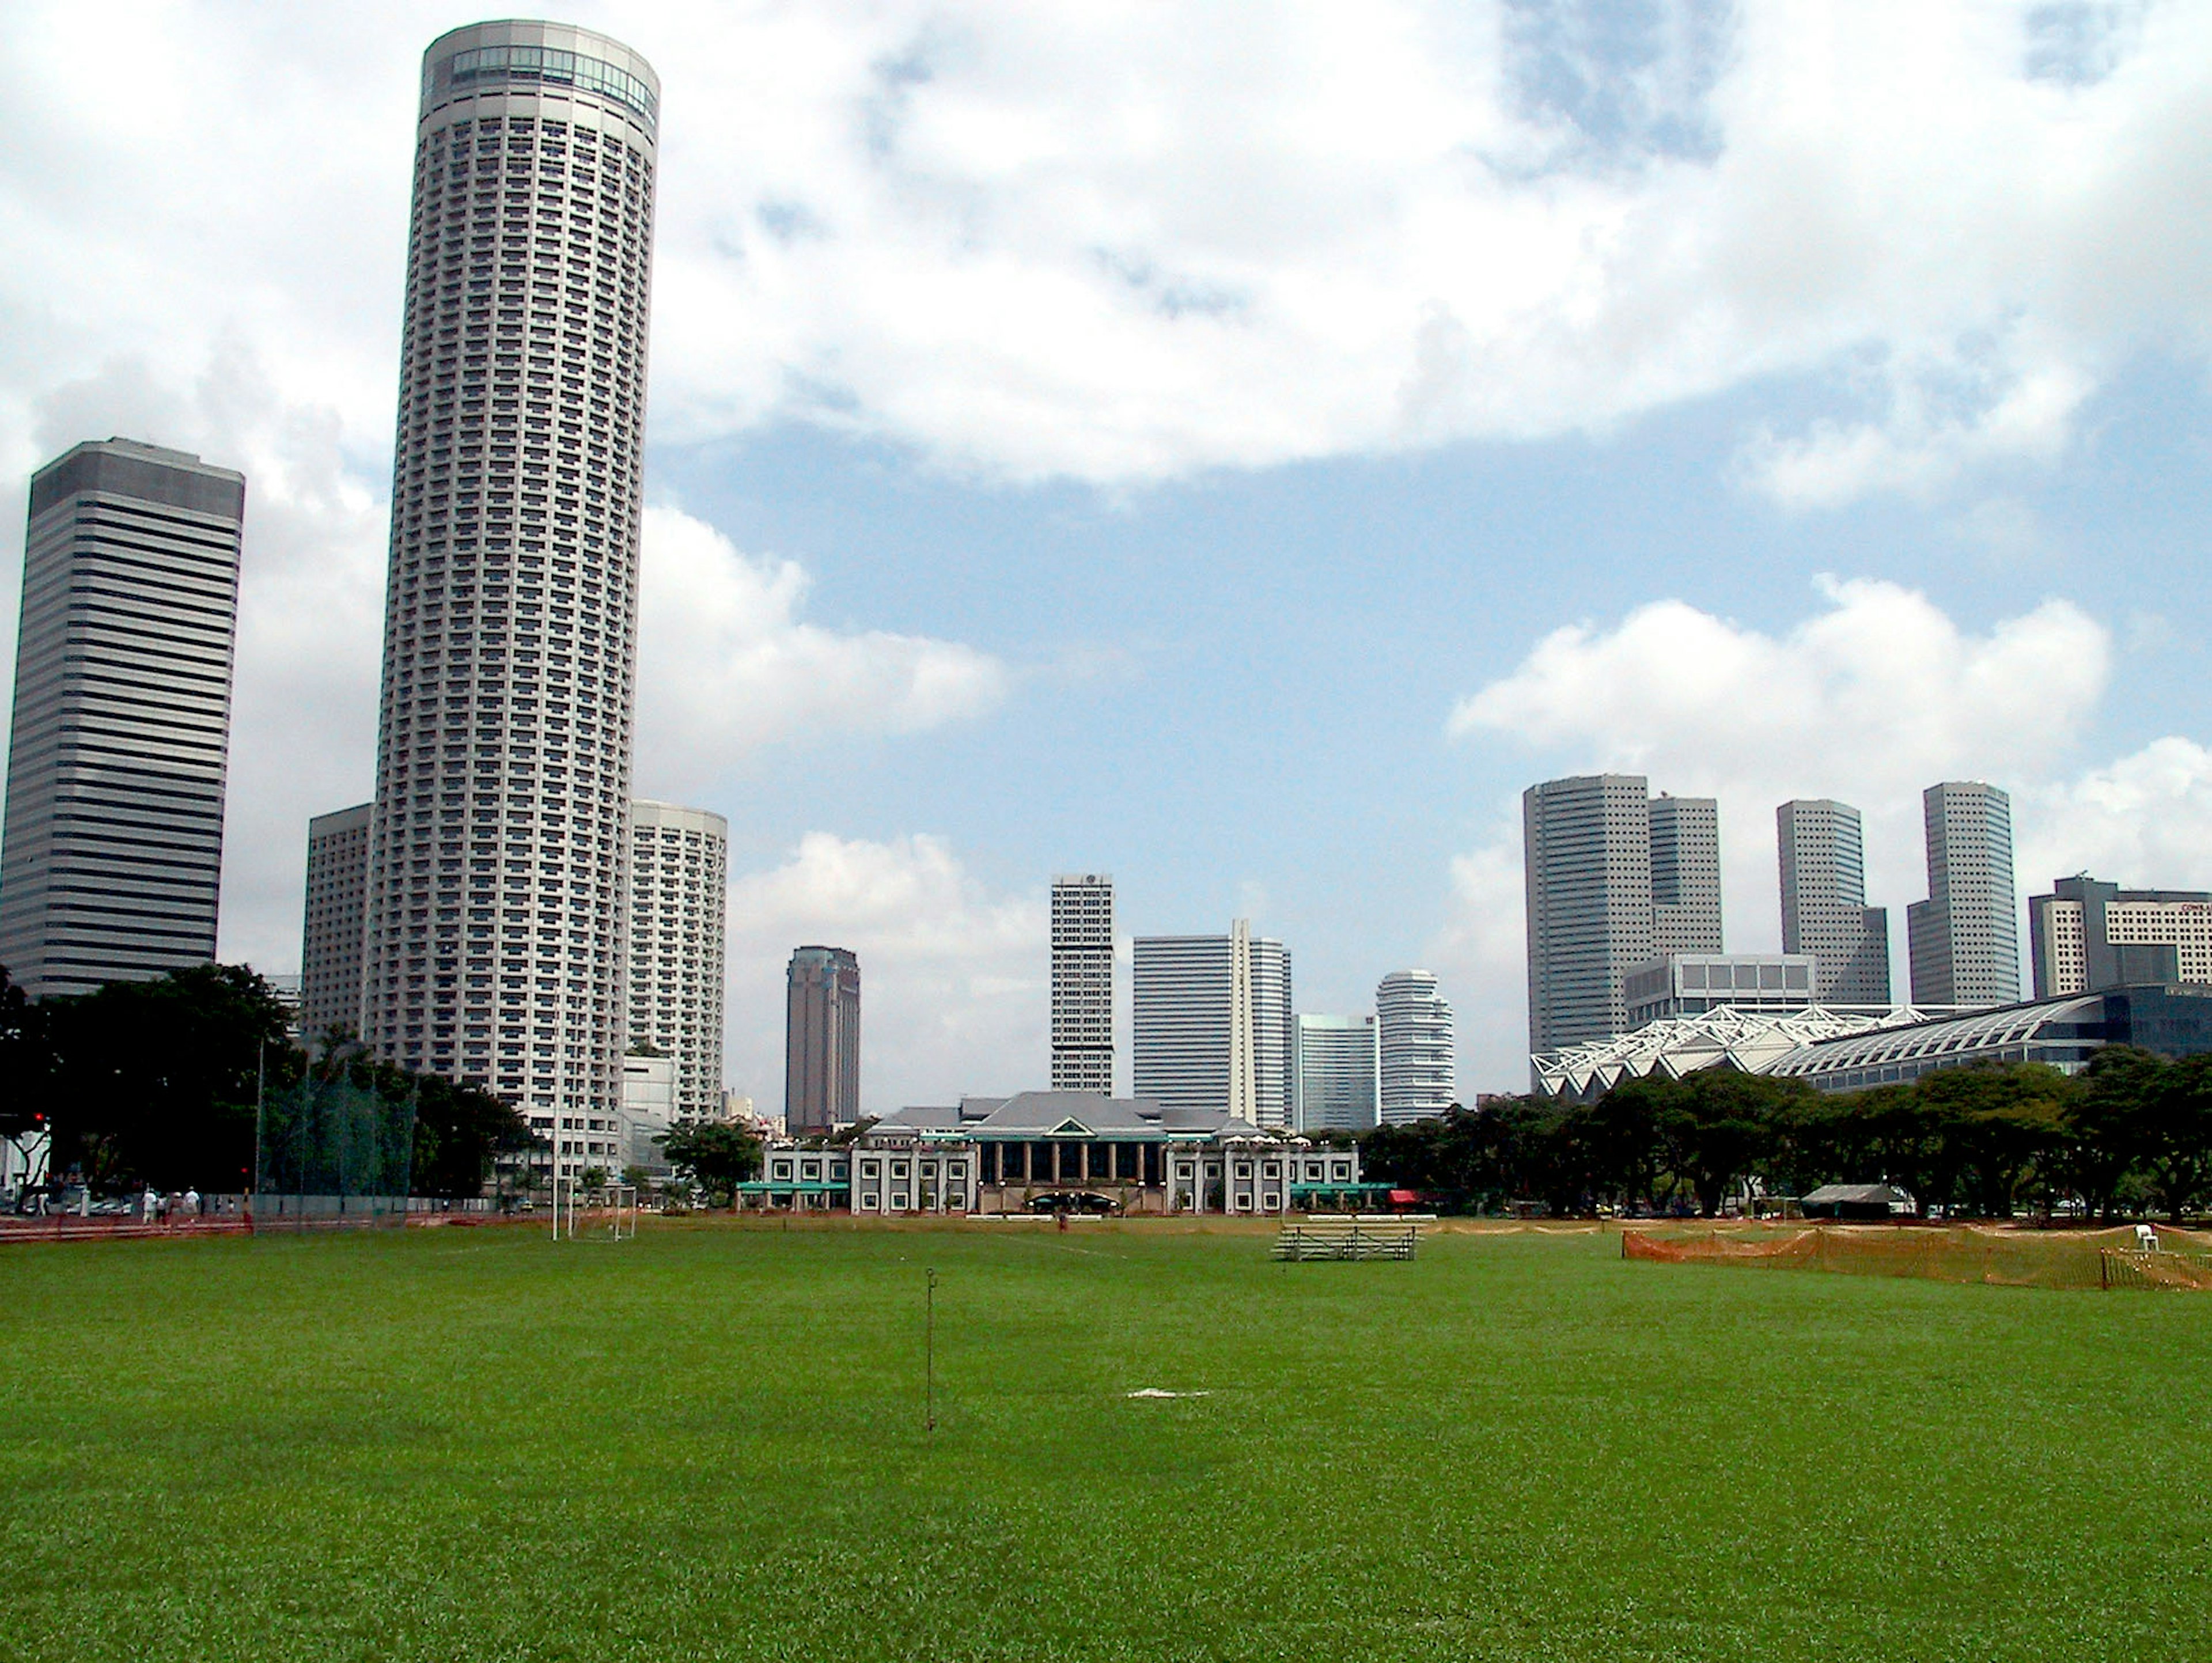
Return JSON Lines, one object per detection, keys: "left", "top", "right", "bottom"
{"left": 0, "top": 964, "right": 537, "bottom": 1196}
{"left": 1359, "top": 1048, "right": 2212, "bottom": 1222}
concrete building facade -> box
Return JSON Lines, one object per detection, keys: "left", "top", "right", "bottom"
{"left": 1376, "top": 969, "right": 1455, "bottom": 1123}
{"left": 785, "top": 945, "right": 860, "bottom": 1134}
{"left": 2029, "top": 875, "right": 2212, "bottom": 997}
{"left": 1777, "top": 798, "right": 1891, "bottom": 1005}
{"left": 1623, "top": 953, "right": 1818, "bottom": 1027}
{"left": 300, "top": 802, "right": 372, "bottom": 1043}
{"left": 748, "top": 1092, "right": 1368, "bottom": 1215}
{"left": 0, "top": 440, "right": 244, "bottom": 998}
{"left": 1294, "top": 1014, "right": 1380, "bottom": 1134}
{"left": 1050, "top": 873, "right": 1113, "bottom": 1092}
{"left": 624, "top": 800, "right": 726, "bottom": 1119}
{"left": 361, "top": 23, "right": 660, "bottom": 1135}
{"left": 1648, "top": 793, "right": 1722, "bottom": 955}
{"left": 1132, "top": 926, "right": 1293, "bottom": 1128}
{"left": 1907, "top": 782, "right": 2020, "bottom": 1007}
{"left": 1524, "top": 775, "right": 1725, "bottom": 1052}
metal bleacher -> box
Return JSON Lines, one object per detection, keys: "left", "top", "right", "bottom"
{"left": 1272, "top": 1214, "right": 1429, "bottom": 1262}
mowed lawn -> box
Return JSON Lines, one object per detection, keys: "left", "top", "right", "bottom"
{"left": 3, "top": 1221, "right": 2209, "bottom": 1661}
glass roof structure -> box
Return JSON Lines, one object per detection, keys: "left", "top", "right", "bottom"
{"left": 1532, "top": 1005, "right": 1949, "bottom": 1101}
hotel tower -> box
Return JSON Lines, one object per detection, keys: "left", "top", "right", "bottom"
{"left": 361, "top": 21, "right": 660, "bottom": 1133}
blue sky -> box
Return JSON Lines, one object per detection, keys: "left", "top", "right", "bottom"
{"left": 3, "top": 1, "right": 2210, "bottom": 1102}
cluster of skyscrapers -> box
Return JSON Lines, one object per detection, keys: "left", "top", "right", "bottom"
{"left": 1524, "top": 773, "right": 2040, "bottom": 1063}
{"left": 17, "top": 21, "right": 2210, "bottom": 1164}
{"left": 1040, "top": 875, "right": 1454, "bottom": 1135}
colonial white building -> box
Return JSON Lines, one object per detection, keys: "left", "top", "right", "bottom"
{"left": 738, "top": 1090, "right": 1369, "bottom": 1215}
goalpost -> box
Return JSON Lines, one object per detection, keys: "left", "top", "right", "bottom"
{"left": 550, "top": 1172, "right": 637, "bottom": 1241}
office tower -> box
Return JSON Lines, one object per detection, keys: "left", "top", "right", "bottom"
{"left": 360, "top": 24, "right": 660, "bottom": 1128}
{"left": 1907, "top": 782, "right": 2020, "bottom": 1006}
{"left": 1377, "top": 969, "right": 1455, "bottom": 1123}
{"left": 2029, "top": 875, "right": 2212, "bottom": 997}
{"left": 1648, "top": 794, "right": 1722, "bottom": 954}
{"left": 1524, "top": 775, "right": 1654, "bottom": 1050}
{"left": 1294, "top": 1014, "right": 1380, "bottom": 1134}
{"left": 1777, "top": 798, "right": 1891, "bottom": 1004}
{"left": 1050, "top": 873, "right": 1113, "bottom": 1092}
{"left": 1132, "top": 925, "right": 1293, "bottom": 1127}
{"left": 300, "top": 802, "right": 372, "bottom": 1043}
{"left": 786, "top": 946, "right": 860, "bottom": 1134}
{"left": 0, "top": 440, "right": 245, "bottom": 998}
{"left": 625, "top": 801, "right": 727, "bottom": 1118}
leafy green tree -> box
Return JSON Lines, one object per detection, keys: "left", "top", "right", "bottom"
{"left": 45, "top": 964, "right": 297, "bottom": 1191}
{"left": 656, "top": 1119, "right": 762, "bottom": 1206}
{"left": 411, "top": 1073, "right": 536, "bottom": 1198}
{"left": 2062, "top": 1046, "right": 2165, "bottom": 1221}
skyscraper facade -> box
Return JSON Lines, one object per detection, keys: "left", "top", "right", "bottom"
{"left": 786, "top": 946, "right": 860, "bottom": 1134}
{"left": 1050, "top": 873, "right": 1113, "bottom": 1092}
{"left": 1647, "top": 794, "right": 1722, "bottom": 955}
{"left": 2029, "top": 875, "right": 2212, "bottom": 997}
{"left": 1377, "top": 968, "right": 1455, "bottom": 1123}
{"left": 1293, "top": 1014, "right": 1379, "bottom": 1134}
{"left": 1132, "top": 926, "right": 1292, "bottom": 1126}
{"left": 1907, "top": 781, "right": 2020, "bottom": 1007}
{"left": 300, "top": 802, "right": 372, "bottom": 1043}
{"left": 625, "top": 800, "right": 726, "bottom": 1119}
{"left": 1777, "top": 798, "right": 1891, "bottom": 1004}
{"left": 1525, "top": 776, "right": 1732, "bottom": 1054}
{"left": 1, "top": 440, "right": 245, "bottom": 998}
{"left": 360, "top": 24, "right": 660, "bottom": 1129}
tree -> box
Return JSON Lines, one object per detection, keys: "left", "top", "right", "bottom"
{"left": 0, "top": 967, "right": 55, "bottom": 1186}
{"left": 44, "top": 964, "right": 297, "bottom": 1191}
{"left": 2063, "top": 1046, "right": 2165, "bottom": 1221}
{"left": 411, "top": 1073, "right": 536, "bottom": 1198}
{"left": 656, "top": 1119, "right": 762, "bottom": 1206}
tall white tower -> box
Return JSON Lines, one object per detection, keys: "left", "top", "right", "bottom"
{"left": 1050, "top": 874, "right": 1113, "bottom": 1092}
{"left": 1377, "top": 969, "right": 1454, "bottom": 1124}
{"left": 625, "top": 801, "right": 726, "bottom": 1119}
{"left": 1132, "top": 926, "right": 1291, "bottom": 1127}
{"left": 362, "top": 22, "right": 660, "bottom": 1130}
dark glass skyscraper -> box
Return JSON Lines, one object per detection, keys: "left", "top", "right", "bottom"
{"left": 786, "top": 946, "right": 861, "bottom": 1134}
{"left": 1, "top": 440, "right": 244, "bottom": 997}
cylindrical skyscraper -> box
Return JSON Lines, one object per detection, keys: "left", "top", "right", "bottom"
{"left": 362, "top": 22, "right": 659, "bottom": 1153}
{"left": 1377, "top": 969, "right": 1455, "bottom": 1124}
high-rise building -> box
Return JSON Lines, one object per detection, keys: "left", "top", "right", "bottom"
{"left": 625, "top": 801, "right": 726, "bottom": 1119}
{"left": 360, "top": 24, "right": 660, "bottom": 1130}
{"left": 1907, "top": 782, "right": 2019, "bottom": 1007}
{"left": 1777, "top": 798, "right": 1891, "bottom": 1004}
{"left": 300, "top": 802, "right": 372, "bottom": 1043}
{"left": 1050, "top": 873, "right": 1113, "bottom": 1092}
{"left": 1294, "top": 1014, "right": 1379, "bottom": 1134}
{"left": 1132, "top": 925, "right": 1293, "bottom": 1127}
{"left": 1377, "top": 969, "right": 1455, "bottom": 1123}
{"left": 1648, "top": 794, "right": 1722, "bottom": 955}
{"left": 786, "top": 946, "right": 860, "bottom": 1134}
{"left": 2029, "top": 875, "right": 2212, "bottom": 996}
{"left": 1526, "top": 775, "right": 1726, "bottom": 1051}
{"left": 0, "top": 440, "right": 245, "bottom": 998}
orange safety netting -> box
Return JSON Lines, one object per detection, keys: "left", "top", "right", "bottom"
{"left": 1620, "top": 1223, "right": 2212, "bottom": 1291}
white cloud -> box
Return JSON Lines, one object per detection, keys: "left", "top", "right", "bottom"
{"left": 5, "top": 2, "right": 2211, "bottom": 495}
{"left": 635, "top": 506, "right": 1008, "bottom": 800}
{"left": 723, "top": 832, "right": 1046, "bottom": 1112}
{"left": 1434, "top": 577, "right": 2212, "bottom": 1090}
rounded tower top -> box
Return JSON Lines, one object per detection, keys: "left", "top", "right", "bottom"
{"left": 421, "top": 19, "right": 658, "bottom": 137}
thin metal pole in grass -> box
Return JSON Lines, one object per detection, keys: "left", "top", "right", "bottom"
{"left": 925, "top": 1266, "right": 938, "bottom": 1434}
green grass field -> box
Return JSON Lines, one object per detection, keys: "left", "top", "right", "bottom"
{"left": 4, "top": 1219, "right": 2209, "bottom": 1661}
